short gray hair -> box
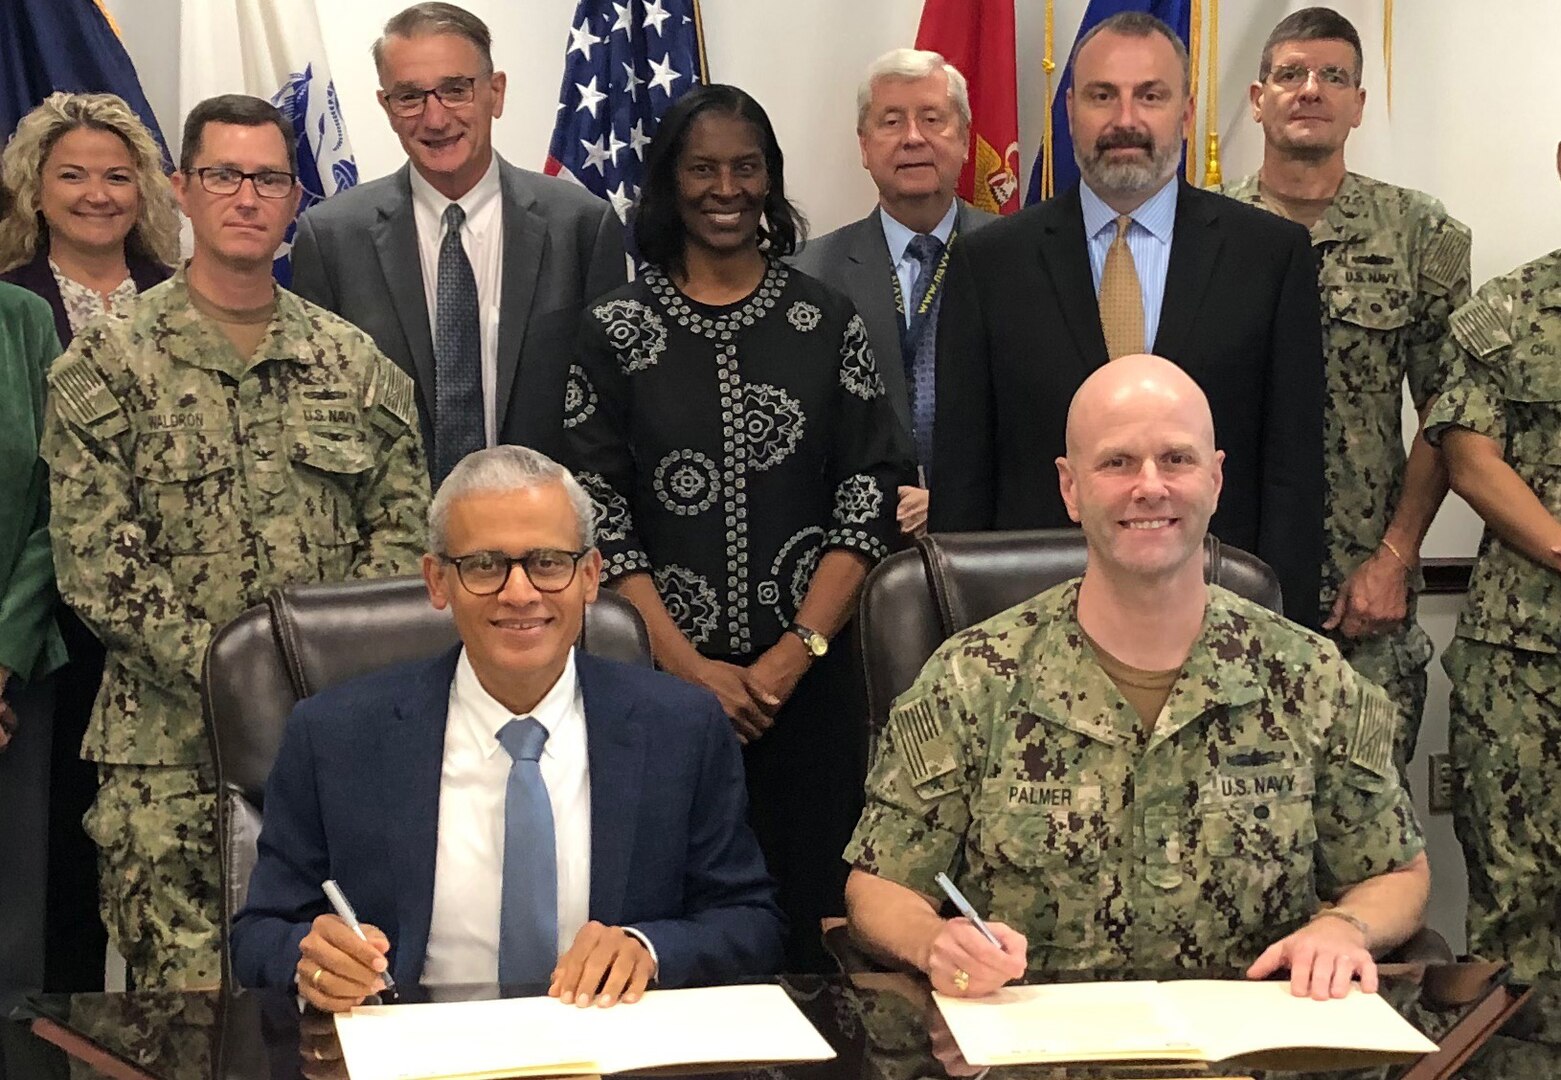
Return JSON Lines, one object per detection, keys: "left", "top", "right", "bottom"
{"left": 372, "top": 2, "right": 494, "bottom": 79}
{"left": 856, "top": 48, "right": 972, "bottom": 132}
{"left": 427, "top": 445, "right": 597, "bottom": 553}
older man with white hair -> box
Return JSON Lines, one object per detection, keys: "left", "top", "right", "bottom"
{"left": 794, "top": 48, "right": 997, "bottom": 538}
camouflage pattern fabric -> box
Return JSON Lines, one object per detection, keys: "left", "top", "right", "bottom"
{"left": 40, "top": 268, "right": 430, "bottom": 767}
{"left": 1443, "top": 639, "right": 1561, "bottom": 983}
{"left": 80, "top": 765, "right": 221, "bottom": 988}
{"left": 845, "top": 580, "right": 1425, "bottom": 975}
{"left": 65, "top": 986, "right": 218, "bottom": 1080}
{"left": 1227, "top": 171, "right": 1470, "bottom": 765}
{"left": 1425, "top": 249, "right": 1561, "bottom": 654}
{"left": 39, "top": 268, "right": 430, "bottom": 988}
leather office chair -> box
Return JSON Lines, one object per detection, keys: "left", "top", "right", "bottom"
{"left": 840, "top": 528, "right": 1451, "bottom": 970}
{"left": 201, "top": 576, "right": 652, "bottom": 988}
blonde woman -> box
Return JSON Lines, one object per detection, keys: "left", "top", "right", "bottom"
{"left": 0, "top": 93, "right": 176, "bottom": 991}
{"left": 1, "top": 91, "right": 178, "bottom": 348}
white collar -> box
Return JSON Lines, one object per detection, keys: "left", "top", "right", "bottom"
{"left": 453, "top": 646, "right": 579, "bottom": 761}
{"left": 409, "top": 153, "right": 502, "bottom": 228}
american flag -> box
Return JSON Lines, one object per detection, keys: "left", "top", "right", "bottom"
{"left": 544, "top": 0, "right": 708, "bottom": 223}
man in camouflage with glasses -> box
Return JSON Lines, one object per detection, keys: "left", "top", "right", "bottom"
{"left": 40, "top": 94, "right": 429, "bottom": 989}
{"left": 1226, "top": 7, "right": 1471, "bottom": 771}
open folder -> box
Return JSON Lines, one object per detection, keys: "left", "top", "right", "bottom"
{"left": 332, "top": 984, "right": 837, "bottom": 1080}
{"left": 934, "top": 980, "right": 1438, "bottom": 1068}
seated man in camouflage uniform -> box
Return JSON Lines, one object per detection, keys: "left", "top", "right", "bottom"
{"left": 41, "top": 95, "right": 429, "bottom": 989}
{"left": 844, "top": 354, "right": 1430, "bottom": 1001}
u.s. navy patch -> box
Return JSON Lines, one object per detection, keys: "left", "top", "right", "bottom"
{"left": 888, "top": 697, "right": 957, "bottom": 787}
{"left": 1348, "top": 686, "right": 1400, "bottom": 778}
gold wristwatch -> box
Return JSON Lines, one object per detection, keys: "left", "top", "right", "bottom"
{"left": 788, "top": 622, "right": 829, "bottom": 658}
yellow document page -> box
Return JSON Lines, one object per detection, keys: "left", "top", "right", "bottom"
{"left": 934, "top": 980, "right": 1437, "bottom": 1066}
{"left": 334, "top": 984, "right": 838, "bottom": 1080}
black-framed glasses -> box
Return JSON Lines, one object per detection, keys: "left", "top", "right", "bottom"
{"left": 383, "top": 76, "right": 482, "bottom": 117}
{"left": 439, "top": 548, "right": 590, "bottom": 595}
{"left": 1267, "top": 63, "right": 1356, "bottom": 90}
{"left": 187, "top": 166, "right": 297, "bottom": 199}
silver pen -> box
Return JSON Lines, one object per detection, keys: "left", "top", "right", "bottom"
{"left": 935, "top": 871, "right": 1004, "bottom": 951}
{"left": 322, "top": 878, "right": 397, "bottom": 991}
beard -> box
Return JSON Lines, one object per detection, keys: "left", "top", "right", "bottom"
{"left": 1076, "top": 127, "right": 1181, "bottom": 199}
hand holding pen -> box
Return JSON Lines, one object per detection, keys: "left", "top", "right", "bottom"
{"left": 929, "top": 872, "right": 1027, "bottom": 998}
{"left": 295, "top": 879, "right": 396, "bottom": 1013}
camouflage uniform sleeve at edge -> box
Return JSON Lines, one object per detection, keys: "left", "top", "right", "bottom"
{"left": 844, "top": 644, "right": 978, "bottom": 897}
{"left": 1424, "top": 286, "right": 1512, "bottom": 446}
{"left": 351, "top": 352, "right": 431, "bottom": 578}
{"left": 1312, "top": 660, "right": 1426, "bottom": 893}
{"left": 39, "top": 346, "right": 216, "bottom": 692}
{"left": 1407, "top": 208, "right": 1473, "bottom": 411}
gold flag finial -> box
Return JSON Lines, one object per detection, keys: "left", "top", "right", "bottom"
{"left": 1040, "top": 0, "right": 1056, "bottom": 200}
{"left": 1200, "top": 0, "right": 1221, "bottom": 188}
{"left": 1186, "top": 0, "right": 1202, "bottom": 183}
{"left": 1383, "top": 0, "right": 1394, "bottom": 113}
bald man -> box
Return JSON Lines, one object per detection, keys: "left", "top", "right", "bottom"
{"left": 844, "top": 355, "right": 1429, "bottom": 1000}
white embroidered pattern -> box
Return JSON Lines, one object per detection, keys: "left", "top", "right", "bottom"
{"left": 786, "top": 301, "right": 822, "bottom": 332}
{"left": 654, "top": 564, "right": 721, "bottom": 646}
{"left": 838, "top": 314, "right": 884, "bottom": 401}
{"left": 739, "top": 383, "right": 805, "bottom": 471}
{"left": 562, "top": 364, "right": 597, "bottom": 428}
{"left": 654, "top": 449, "right": 721, "bottom": 516}
{"left": 592, "top": 298, "right": 667, "bottom": 373}
{"left": 832, "top": 473, "right": 884, "bottom": 525}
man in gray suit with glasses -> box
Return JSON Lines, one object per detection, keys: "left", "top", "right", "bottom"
{"left": 291, "top": 3, "right": 626, "bottom": 483}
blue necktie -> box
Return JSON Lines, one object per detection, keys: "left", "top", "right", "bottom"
{"left": 433, "top": 202, "right": 484, "bottom": 485}
{"left": 496, "top": 716, "right": 557, "bottom": 985}
{"left": 901, "top": 233, "right": 945, "bottom": 481}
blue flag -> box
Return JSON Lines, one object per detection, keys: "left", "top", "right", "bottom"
{"left": 1025, "top": 0, "right": 1191, "bottom": 205}
{"left": 0, "top": 0, "right": 167, "bottom": 158}
{"left": 544, "top": 0, "right": 707, "bottom": 226}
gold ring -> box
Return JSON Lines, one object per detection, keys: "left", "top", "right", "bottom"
{"left": 311, "top": 966, "right": 325, "bottom": 988}
{"left": 311, "top": 1047, "right": 324, "bottom": 1062}
{"left": 952, "top": 968, "right": 970, "bottom": 992}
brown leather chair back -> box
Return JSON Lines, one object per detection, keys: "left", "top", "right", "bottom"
{"left": 858, "top": 530, "right": 1283, "bottom": 736}
{"left": 201, "top": 576, "right": 651, "bottom": 987}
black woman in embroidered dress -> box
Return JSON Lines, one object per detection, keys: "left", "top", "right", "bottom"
{"left": 564, "top": 84, "right": 911, "bottom": 973}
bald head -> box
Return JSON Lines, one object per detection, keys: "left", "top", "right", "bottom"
{"left": 1065, "top": 354, "right": 1216, "bottom": 460}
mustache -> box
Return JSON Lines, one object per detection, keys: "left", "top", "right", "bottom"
{"left": 1094, "top": 129, "right": 1155, "bottom": 153}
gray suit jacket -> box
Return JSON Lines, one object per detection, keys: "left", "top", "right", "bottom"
{"left": 290, "top": 157, "right": 627, "bottom": 463}
{"left": 793, "top": 200, "right": 996, "bottom": 464}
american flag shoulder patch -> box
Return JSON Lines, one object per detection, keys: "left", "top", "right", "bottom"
{"left": 889, "top": 697, "right": 957, "bottom": 786}
{"left": 1348, "top": 686, "right": 1400, "bottom": 778}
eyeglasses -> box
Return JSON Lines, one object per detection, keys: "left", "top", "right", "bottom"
{"left": 187, "top": 166, "right": 297, "bottom": 199}
{"left": 1267, "top": 63, "right": 1356, "bottom": 90}
{"left": 383, "top": 76, "right": 482, "bottom": 117}
{"left": 439, "top": 548, "right": 590, "bottom": 595}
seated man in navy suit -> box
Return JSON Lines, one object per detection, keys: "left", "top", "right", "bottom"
{"left": 232, "top": 446, "right": 784, "bottom": 1010}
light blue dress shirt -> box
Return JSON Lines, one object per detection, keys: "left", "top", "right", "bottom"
{"left": 1080, "top": 178, "right": 1178, "bottom": 351}
{"left": 879, "top": 201, "right": 960, "bottom": 329}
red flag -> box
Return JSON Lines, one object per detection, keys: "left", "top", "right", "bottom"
{"left": 915, "top": 0, "right": 1020, "bottom": 214}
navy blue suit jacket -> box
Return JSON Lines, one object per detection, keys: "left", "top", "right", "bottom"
{"left": 231, "top": 648, "right": 785, "bottom": 989}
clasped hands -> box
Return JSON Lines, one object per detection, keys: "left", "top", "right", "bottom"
{"left": 925, "top": 911, "right": 1377, "bottom": 1001}
{"left": 296, "top": 916, "right": 655, "bottom": 1013}
{"left": 689, "top": 636, "right": 811, "bottom": 744}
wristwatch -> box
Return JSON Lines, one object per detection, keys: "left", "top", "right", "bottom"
{"left": 787, "top": 622, "right": 829, "bottom": 658}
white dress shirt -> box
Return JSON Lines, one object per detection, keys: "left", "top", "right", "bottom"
{"left": 409, "top": 156, "right": 505, "bottom": 447}
{"left": 421, "top": 648, "right": 592, "bottom": 986}
{"left": 879, "top": 200, "right": 959, "bottom": 329}
{"left": 1080, "top": 176, "right": 1178, "bottom": 352}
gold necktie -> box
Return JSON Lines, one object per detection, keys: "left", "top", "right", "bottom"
{"left": 1099, "top": 214, "right": 1145, "bottom": 360}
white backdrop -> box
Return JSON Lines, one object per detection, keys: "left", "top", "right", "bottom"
{"left": 103, "top": 0, "right": 1561, "bottom": 948}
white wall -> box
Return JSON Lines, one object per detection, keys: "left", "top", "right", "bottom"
{"left": 106, "top": 0, "right": 1561, "bottom": 952}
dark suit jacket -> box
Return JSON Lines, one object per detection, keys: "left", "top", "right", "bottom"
{"left": 231, "top": 648, "right": 784, "bottom": 990}
{"left": 929, "top": 180, "right": 1325, "bottom": 625}
{"left": 289, "top": 157, "right": 628, "bottom": 462}
{"left": 793, "top": 201, "right": 997, "bottom": 480}
{"left": 0, "top": 246, "right": 169, "bottom": 349}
